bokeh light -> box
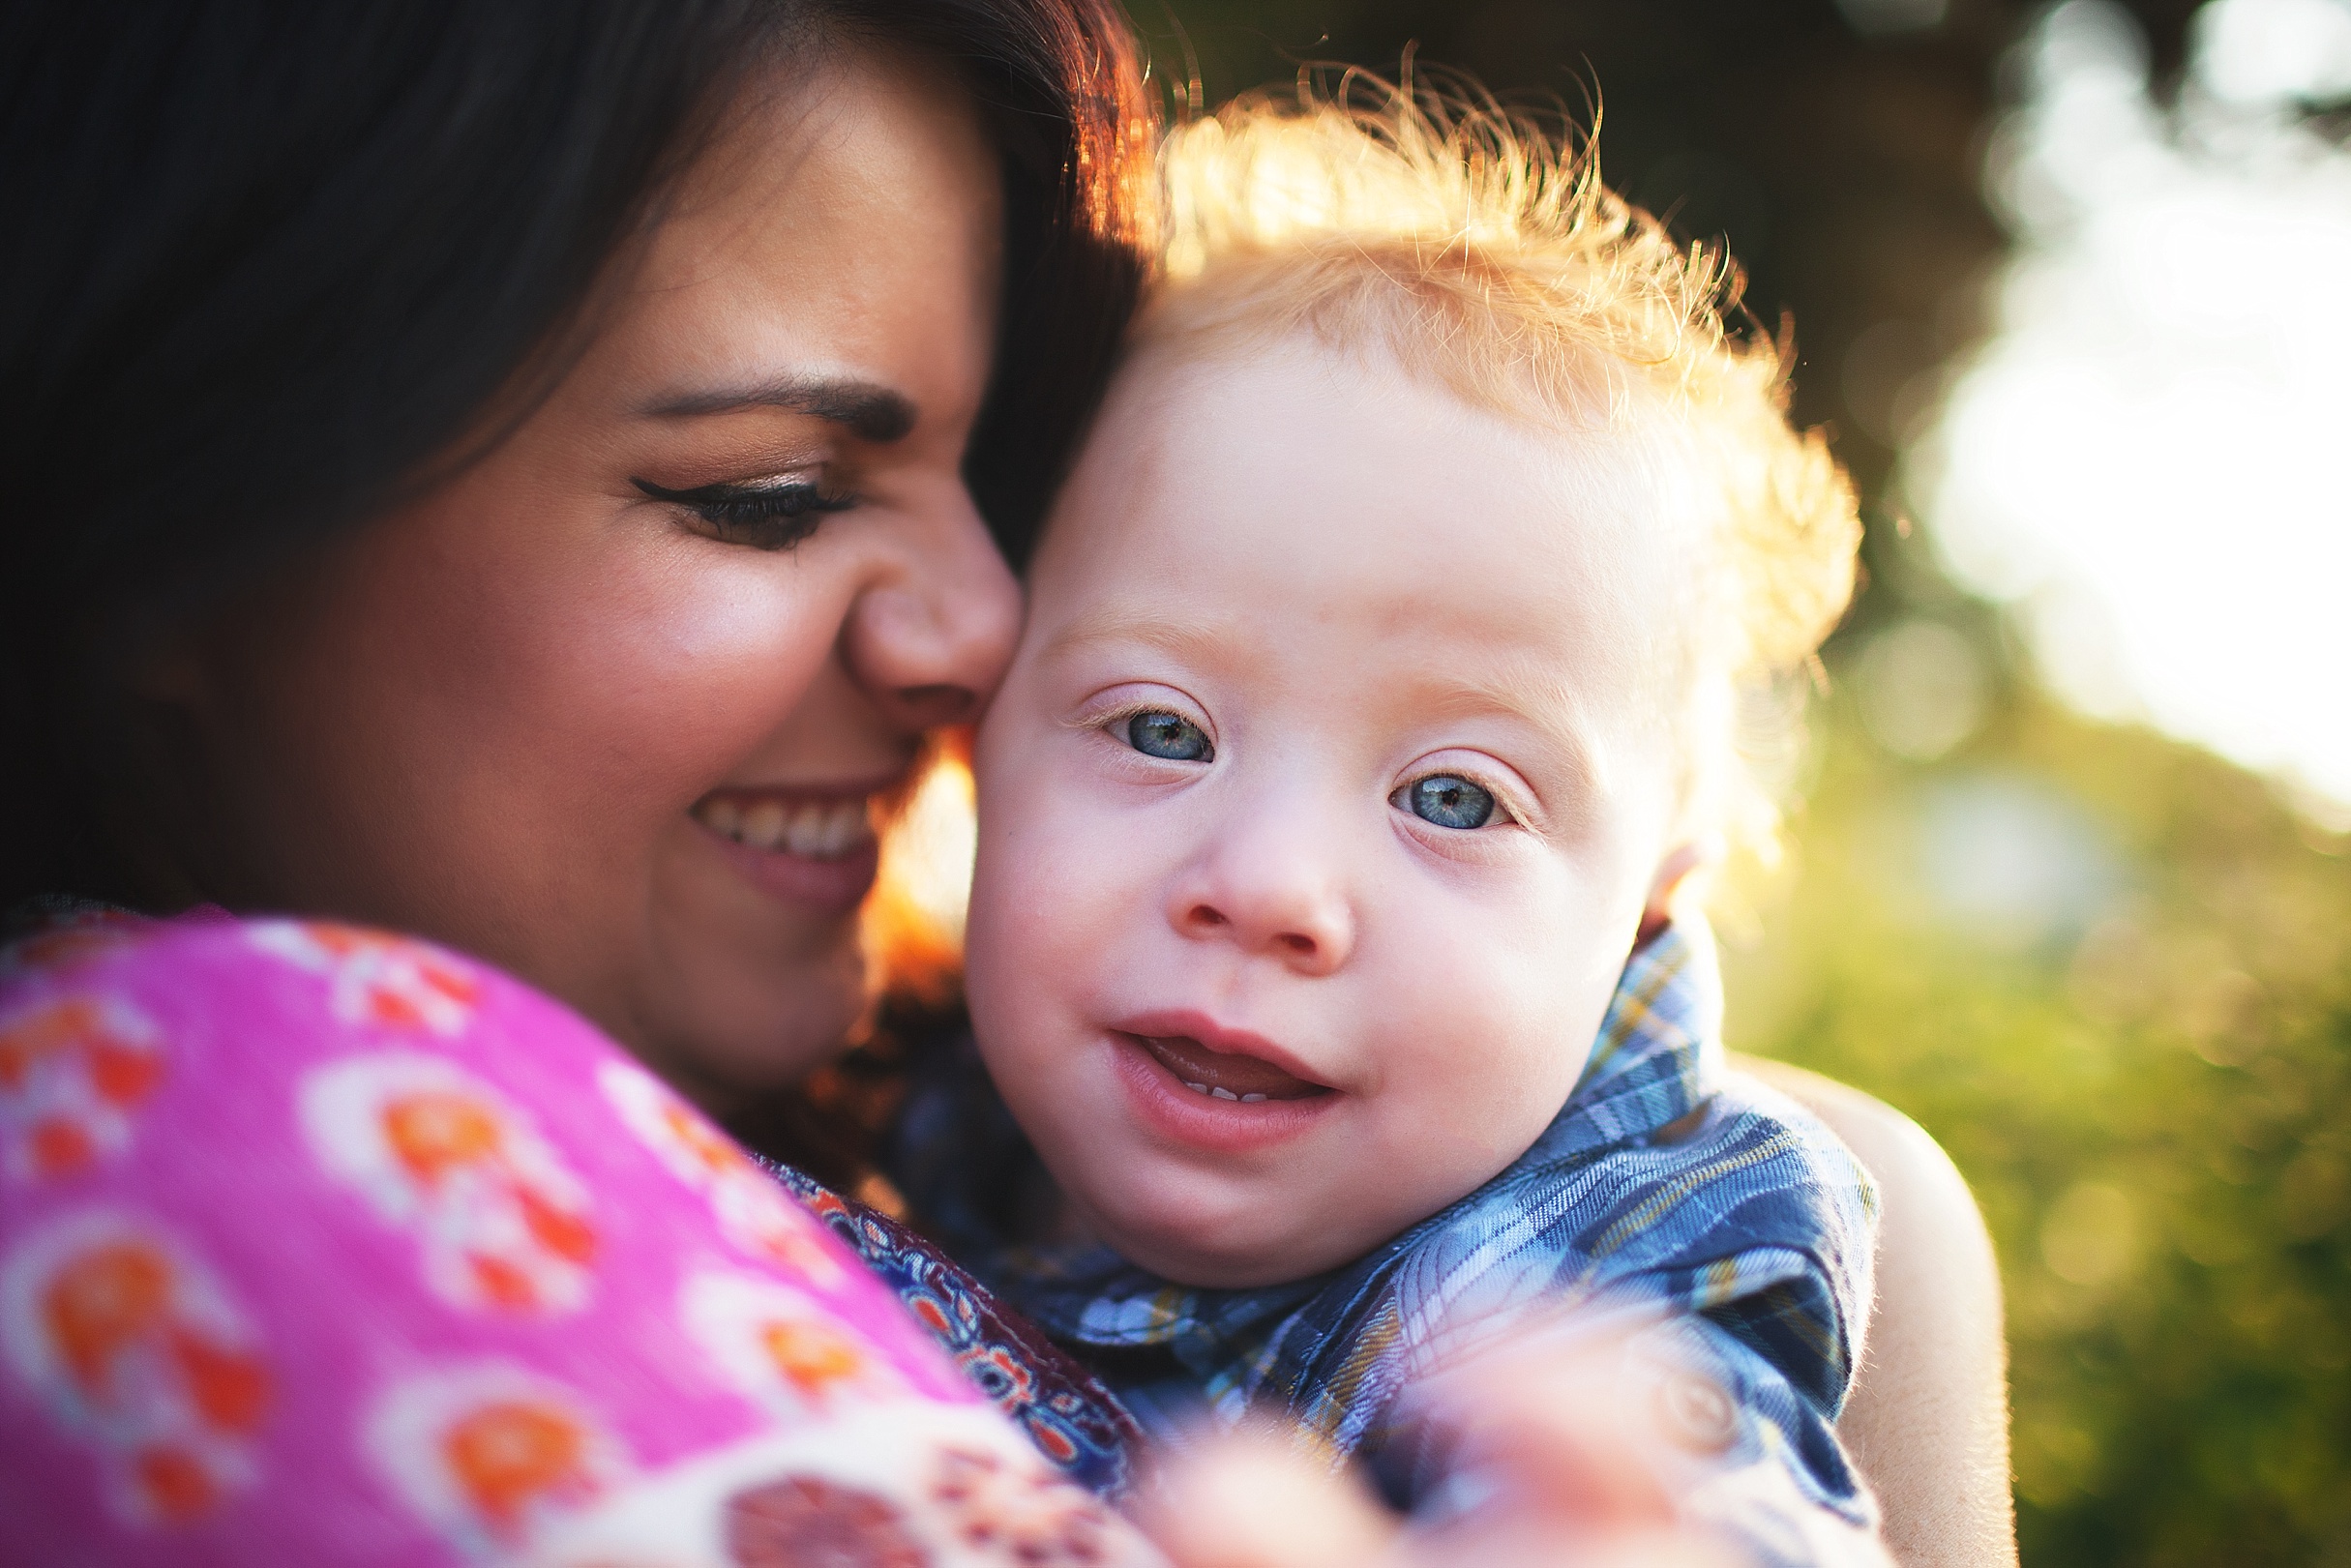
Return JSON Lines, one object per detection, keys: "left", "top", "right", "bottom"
{"left": 1911, "top": 0, "right": 2351, "bottom": 815}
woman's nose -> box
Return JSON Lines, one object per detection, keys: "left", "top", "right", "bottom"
{"left": 1168, "top": 839, "right": 1356, "bottom": 978}
{"left": 841, "top": 488, "right": 1022, "bottom": 731}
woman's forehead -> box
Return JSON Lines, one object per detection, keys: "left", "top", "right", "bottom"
{"left": 578, "top": 42, "right": 1002, "bottom": 416}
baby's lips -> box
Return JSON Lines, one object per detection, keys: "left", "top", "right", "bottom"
{"left": 1118, "top": 1028, "right": 1329, "bottom": 1101}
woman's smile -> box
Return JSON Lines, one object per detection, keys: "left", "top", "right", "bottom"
{"left": 693, "top": 787, "right": 879, "bottom": 859}
{"left": 689, "top": 784, "right": 891, "bottom": 916}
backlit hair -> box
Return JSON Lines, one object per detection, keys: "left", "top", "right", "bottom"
{"left": 1139, "top": 72, "right": 1861, "bottom": 850}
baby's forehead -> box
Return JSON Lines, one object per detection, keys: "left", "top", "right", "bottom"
{"left": 1063, "top": 332, "right": 1704, "bottom": 593}
{"left": 1114, "top": 325, "right": 1696, "bottom": 496}
{"left": 1031, "top": 333, "right": 1705, "bottom": 712}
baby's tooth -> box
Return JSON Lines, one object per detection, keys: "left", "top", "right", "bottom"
{"left": 701, "top": 798, "right": 743, "bottom": 838}
{"left": 1209, "top": 1086, "right": 1238, "bottom": 1101}
{"left": 741, "top": 800, "right": 786, "bottom": 849}
{"left": 1240, "top": 1093, "right": 1266, "bottom": 1103}
{"left": 1183, "top": 1081, "right": 1208, "bottom": 1094}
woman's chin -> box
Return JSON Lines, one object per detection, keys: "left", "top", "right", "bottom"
{"left": 626, "top": 940, "right": 869, "bottom": 1119}
{"left": 641, "top": 1012, "right": 860, "bottom": 1120}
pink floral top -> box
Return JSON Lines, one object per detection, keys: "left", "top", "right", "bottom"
{"left": 0, "top": 906, "right": 1153, "bottom": 1567}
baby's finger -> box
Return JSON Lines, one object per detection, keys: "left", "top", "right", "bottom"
{"left": 1137, "top": 1428, "right": 1401, "bottom": 1568}
{"left": 1418, "top": 1326, "right": 1680, "bottom": 1530}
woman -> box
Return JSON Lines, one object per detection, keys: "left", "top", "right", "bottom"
{"left": 3, "top": 0, "right": 1142, "bottom": 1107}
{"left": 0, "top": 3, "right": 2008, "bottom": 1563}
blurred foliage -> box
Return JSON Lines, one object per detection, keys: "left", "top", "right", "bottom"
{"left": 1144, "top": 0, "right": 2351, "bottom": 1559}
{"left": 1733, "top": 656, "right": 2351, "bottom": 1564}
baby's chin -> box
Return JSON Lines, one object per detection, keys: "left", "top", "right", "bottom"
{"left": 1074, "top": 1191, "right": 1414, "bottom": 1291}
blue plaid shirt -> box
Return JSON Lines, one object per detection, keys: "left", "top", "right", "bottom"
{"left": 894, "top": 921, "right": 1885, "bottom": 1565}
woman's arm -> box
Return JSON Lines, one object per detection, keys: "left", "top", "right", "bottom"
{"left": 1735, "top": 1057, "right": 2017, "bottom": 1568}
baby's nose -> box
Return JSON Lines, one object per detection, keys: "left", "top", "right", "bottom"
{"left": 1173, "top": 873, "right": 1354, "bottom": 977}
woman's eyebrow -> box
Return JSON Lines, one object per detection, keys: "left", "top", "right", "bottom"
{"left": 640, "top": 375, "right": 916, "bottom": 441}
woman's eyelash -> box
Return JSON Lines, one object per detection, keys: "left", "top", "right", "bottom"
{"left": 632, "top": 476, "right": 857, "bottom": 550}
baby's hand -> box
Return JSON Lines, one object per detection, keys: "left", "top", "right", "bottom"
{"left": 1136, "top": 1336, "right": 1746, "bottom": 1568}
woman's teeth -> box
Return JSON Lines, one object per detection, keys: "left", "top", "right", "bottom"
{"left": 695, "top": 796, "right": 874, "bottom": 858}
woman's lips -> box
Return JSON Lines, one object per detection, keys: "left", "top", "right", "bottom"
{"left": 690, "top": 785, "right": 885, "bottom": 916}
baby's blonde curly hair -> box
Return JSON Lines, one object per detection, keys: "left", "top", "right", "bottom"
{"left": 1137, "top": 71, "right": 1861, "bottom": 853}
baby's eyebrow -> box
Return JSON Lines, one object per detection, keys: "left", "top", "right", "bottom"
{"left": 1036, "top": 606, "right": 1246, "bottom": 668}
{"left": 1396, "top": 664, "right": 1618, "bottom": 807}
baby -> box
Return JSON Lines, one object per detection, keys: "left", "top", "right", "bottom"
{"left": 899, "top": 83, "right": 1883, "bottom": 1564}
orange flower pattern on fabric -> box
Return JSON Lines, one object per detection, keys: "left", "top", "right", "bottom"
{"left": 302, "top": 1053, "right": 599, "bottom": 1313}
{"left": 681, "top": 1269, "right": 906, "bottom": 1421}
{"left": 0, "top": 993, "right": 164, "bottom": 1182}
{"left": 368, "top": 1363, "right": 631, "bottom": 1558}
{"left": 0, "top": 909, "right": 1146, "bottom": 1563}
{"left": 775, "top": 1167, "right": 1142, "bottom": 1497}
{"left": 597, "top": 1061, "right": 845, "bottom": 1287}
{"left": 250, "top": 920, "right": 481, "bottom": 1036}
{"left": 0, "top": 1212, "right": 271, "bottom": 1524}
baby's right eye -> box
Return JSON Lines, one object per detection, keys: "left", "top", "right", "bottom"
{"left": 1124, "top": 711, "right": 1213, "bottom": 762}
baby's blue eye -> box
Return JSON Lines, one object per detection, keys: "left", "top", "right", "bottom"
{"left": 1399, "top": 774, "right": 1496, "bottom": 830}
{"left": 1126, "top": 711, "right": 1212, "bottom": 761}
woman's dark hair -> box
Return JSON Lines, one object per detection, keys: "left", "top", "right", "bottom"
{"left": 0, "top": 0, "right": 1154, "bottom": 906}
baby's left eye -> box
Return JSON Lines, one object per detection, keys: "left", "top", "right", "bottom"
{"left": 1124, "top": 710, "right": 1213, "bottom": 762}
{"left": 1394, "top": 774, "right": 1498, "bottom": 830}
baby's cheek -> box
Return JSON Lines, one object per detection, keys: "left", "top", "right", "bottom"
{"left": 982, "top": 756, "right": 1146, "bottom": 941}
{"left": 1387, "top": 939, "right": 1595, "bottom": 1162}
{"left": 967, "top": 763, "right": 1138, "bottom": 1034}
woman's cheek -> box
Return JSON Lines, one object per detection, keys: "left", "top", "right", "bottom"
{"left": 577, "top": 549, "right": 845, "bottom": 780}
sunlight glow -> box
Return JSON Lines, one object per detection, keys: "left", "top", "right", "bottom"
{"left": 1908, "top": 0, "right": 2351, "bottom": 814}
{"left": 862, "top": 751, "right": 976, "bottom": 998}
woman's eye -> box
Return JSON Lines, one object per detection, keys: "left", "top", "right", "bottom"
{"left": 1124, "top": 711, "right": 1213, "bottom": 762}
{"left": 1396, "top": 773, "right": 1498, "bottom": 830}
{"left": 633, "top": 476, "right": 857, "bottom": 551}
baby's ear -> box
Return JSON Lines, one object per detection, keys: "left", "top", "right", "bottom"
{"left": 1642, "top": 836, "right": 1723, "bottom": 929}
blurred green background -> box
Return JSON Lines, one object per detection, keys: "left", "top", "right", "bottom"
{"left": 1137, "top": 1, "right": 2351, "bottom": 1561}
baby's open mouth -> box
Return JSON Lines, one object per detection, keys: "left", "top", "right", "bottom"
{"left": 1119, "top": 1031, "right": 1331, "bottom": 1103}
